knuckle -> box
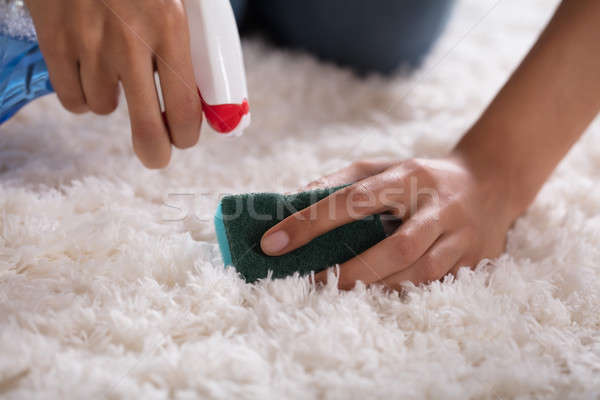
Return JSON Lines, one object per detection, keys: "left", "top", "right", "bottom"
{"left": 353, "top": 181, "right": 371, "bottom": 196}
{"left": 118, "top": 12, "right": 147, "bottom": 36}
{"left": 44, "top": 44, "right": 70, "bottom": 61}
{"left": 345, "top": 182, "right": 375, "bottom": 217}
{"left": 41, "top": 33, "right": 71, "bottom": 59}
{"left": 404, "top": 158, "right": 430, "bottom": 178}
{"left": 121, "top": 34, "right": 143, "bottom": 58}
{"left": 302, "top": 210, "right": 321, "bottom": 230}
{"left": 160, "top": 2, "right": 186, "bottom": 29}
{"left": 401, "top": 158, "right": 420, "bottom": 172}
{"left": 352, "top": 159, "right": 389, "bottom": 175}
{"left": 116, "top": 23, "right": 146, "bottom": 55}
{"left": 78, "top": 34, "right": 102, "bottom": 58}
{"left": 290, "top": 213, "right": 322, "bottom": 242}
{"left": 349, "top": 181, "right": 373, "bottom": 204}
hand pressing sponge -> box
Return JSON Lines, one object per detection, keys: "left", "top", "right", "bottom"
{"left": 214, "top": 186, "right": 387, "bottom": 283}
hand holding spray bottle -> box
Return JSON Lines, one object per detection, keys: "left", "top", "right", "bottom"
{"left": 0, "top": 0, "right": 250, "bottom": 135}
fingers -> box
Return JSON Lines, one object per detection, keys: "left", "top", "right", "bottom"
{"left": 382, "top": 232, "right": 467, "bottom": 289}
{"left": 28, "top": 4, "right": 89, "bottom": 114}
{"left": 27, "top": 0, "right": 205, "bottom": 170}
{"left": 121, "top": 51, "right": 172, "bottom": 169}
{"left": 314, "top": 207, "right": 444, "bottom": 289}
{"left": 302, "top": 159, "right": 396, "bottom": 191}
{"left": 261, "top": 170, "right": 414, "bottom": 256}
{"left": 79, "top": 56, "right": 120, "bottom": 115}
{"left": 44, "top": 55, "right": 89, "bottom": 114}
{"left": 155, "top": 24, "right": 202, "bottom": 149}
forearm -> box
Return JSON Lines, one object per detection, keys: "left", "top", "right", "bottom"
{"left": 454, "top": 0, "right": 600, "bottom": 217}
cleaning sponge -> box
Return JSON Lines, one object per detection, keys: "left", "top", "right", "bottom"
{"left": 214, "top": 186, "right": 387, "bottom": 283}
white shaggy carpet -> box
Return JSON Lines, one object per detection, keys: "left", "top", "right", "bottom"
{"left": 2, "top": 0, "right": 600, "bottom": 398}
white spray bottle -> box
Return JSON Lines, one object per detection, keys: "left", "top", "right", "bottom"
{"left": 184, "top": 0, "right": 250, "bottom": 136}
{"left": 0, "top": 1, "right": 250, "bottom": 133}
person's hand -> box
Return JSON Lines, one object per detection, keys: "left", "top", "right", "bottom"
{"left": 260, "top": 155, "right": 523, "bottom": 290}
{"left": 25, "top": 0, "right": 202, "bottom": 168}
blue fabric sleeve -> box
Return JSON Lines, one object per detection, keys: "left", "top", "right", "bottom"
{"left": 0, "top": 33, "right": 53, "bottom": 124}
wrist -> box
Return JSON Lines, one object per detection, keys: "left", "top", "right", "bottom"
{"left": 449, "top": 139, "right": 534, "bottom": 223}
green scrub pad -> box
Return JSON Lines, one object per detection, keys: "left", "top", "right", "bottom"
{"left": 214, "top": 186, "right": 387, "bottom": 283}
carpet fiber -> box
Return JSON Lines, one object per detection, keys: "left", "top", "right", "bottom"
{"left": 2, "top": 0, "right": 600, "bottom": 398}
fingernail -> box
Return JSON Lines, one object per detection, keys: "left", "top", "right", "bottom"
{"left": 261, "top": 230, "right": 290, "bottom": 254}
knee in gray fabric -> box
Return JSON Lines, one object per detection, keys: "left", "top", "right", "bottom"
{"left": 251, "top": 0, "right": 455, "bottom": 74}
{"left": 229, "top": 0, "right": 247, "bottom": 26}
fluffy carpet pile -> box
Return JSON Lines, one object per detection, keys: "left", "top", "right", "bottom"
{"left": 2, "top": 0, "right": 599, "bottom": 398}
